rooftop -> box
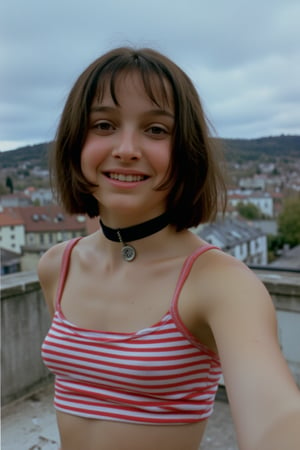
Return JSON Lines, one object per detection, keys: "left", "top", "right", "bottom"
{"left": 1, "top": 382, "right": 238, "bottom": 450}
{"left": 0, "top": 205, "right": 100, "bottom": 235}
{"left": 14, "top": 205, "right": 87, "bottom": 232}
{"left": 0, "top": 208, "right": 24, "bottom": 226}
{"left": 2, "top": 264, "right": 299, "bottom": 450}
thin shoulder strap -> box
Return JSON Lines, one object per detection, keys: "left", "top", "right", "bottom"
{"left": 171, "top": 244, "right": 219, "bottom": 311}
{"left": 55, "top": 237, "right": 82, "bottom": 309}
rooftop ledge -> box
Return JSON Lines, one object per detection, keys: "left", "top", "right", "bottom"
{"left": 1, "top": 270, "right": 40, "bottom": 298}
{"left": 2, "top": 267, "right": 300, "bottom": 310}
{"left": 251, "top": 268, "right": 300, "bottom": 312}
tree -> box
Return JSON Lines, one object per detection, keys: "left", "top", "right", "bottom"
{"left": 5, "top": 176, "right": 14, "bottom": 194}
{"left": 267, "top": 234, "right": 285, "bottom": 262}
{"left": 278, "top": 196, "right": 300, "bottom": 247}
{"left": 236, "top": 202, "right": 261, "bottom": 220}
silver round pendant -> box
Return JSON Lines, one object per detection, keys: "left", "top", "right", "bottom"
{"left": 121, "top": 244, "right": 136, "bottom": 262}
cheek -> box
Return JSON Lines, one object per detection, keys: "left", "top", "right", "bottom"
{"left": 80, "top": 139, "right": 105, "bottom": 176}
{"left": 153, "top": 143, "right": 172, "bottom": 175}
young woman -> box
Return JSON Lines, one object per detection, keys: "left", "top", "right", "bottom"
{"left": 39, "top": 47, "right": 300, "bottom": 450}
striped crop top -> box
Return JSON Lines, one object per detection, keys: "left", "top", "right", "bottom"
{"left": 41, "top": 238, "right": 222, "bottom": 424}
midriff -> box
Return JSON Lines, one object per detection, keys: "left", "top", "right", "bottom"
{"left": 57, "top": 410, "right": 207, "bottom": 450}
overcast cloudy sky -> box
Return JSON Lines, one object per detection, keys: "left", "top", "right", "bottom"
{"left": 1, "top": 0, "right": 299, "bottom": 151}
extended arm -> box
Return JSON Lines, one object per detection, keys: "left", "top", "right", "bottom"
{"left": 202, "top": 254, "right": 300, "bottom": 450}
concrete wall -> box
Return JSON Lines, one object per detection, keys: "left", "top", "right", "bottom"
{"left": 1, "top": 272, "right": 51, "bottom": 405}
{"left": 1, "top": 268, "right": 300, "bottom": 405}
{"left": 257, "top": 270, "right": 300, "bottom": 385}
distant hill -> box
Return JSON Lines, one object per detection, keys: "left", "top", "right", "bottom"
{"left": 219, "top": 135, "right": 300, "bottom": 162}
{"left": 0, "top": 135, "right": 299, "bottom": 169}
{"left": 0, "top": 142, "right": 52, "bottom": 169}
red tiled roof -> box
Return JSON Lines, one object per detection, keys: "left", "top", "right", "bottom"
{"left": 0, "top": 208, "right": 24, "bottom": 227}
{"left": 228, "top": 194, "right": 244, "bottom": 199}
{"left": 13, "top": 205, "right": 88, "bottom": 232}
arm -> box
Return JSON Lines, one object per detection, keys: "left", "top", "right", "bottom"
{"left": 37, "top": 241, "right": 68, "bottom": 317}
{"left": 202, "top": 254, "right": 300, "bottom": 450}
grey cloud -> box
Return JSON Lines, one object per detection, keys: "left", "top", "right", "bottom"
{"left": 0, "top": 0, "right": 299, "bottom": 150}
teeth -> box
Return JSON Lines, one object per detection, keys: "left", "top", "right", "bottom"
{"left": 109, "top": 173, "right": 145, "bottom": 182}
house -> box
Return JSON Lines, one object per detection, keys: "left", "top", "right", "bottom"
{"left": 23, "top": 187, "right": 53, "bottom": 205}
{"left": 0, "top": 206, "right": 25, "bottom": 254}
{"left": 0, "top": 192, "right": 32, "bottom": 207}
{"left": 0, "top": 204, "right": 100, "bottom": 272}
{"left": 13, "top": 205, "right": 99, "bottom": 271}
{"left": 228, "top": 190, "right": 274, "bottom": 217}
{"left": 194, "top": 217, "right": 267, "bottom": 265}
{"left": 239, "top": 174, "right": 267, "bottom": 190}
{"left": 15, "top": 205, "right": 89, "bottom": 249}
{"left": 0, "top": 247, "right": 21, "bottom": 274}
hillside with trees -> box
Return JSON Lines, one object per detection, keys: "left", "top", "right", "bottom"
{"left": 220, "top": 135, "right": 300, "bottom": 163}
{"left": 0, "top": 142, "right": 52, "bottom": 170}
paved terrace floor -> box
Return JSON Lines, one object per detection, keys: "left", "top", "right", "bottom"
{"left": 2, "top": 383, "right": 238, "bottom": 450}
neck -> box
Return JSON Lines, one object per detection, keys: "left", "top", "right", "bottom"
{"left": 99, "top": 212, "right": 170, "bottom": 262}
{"left": 99, "top": 212, "right": 170, "bottom": 243}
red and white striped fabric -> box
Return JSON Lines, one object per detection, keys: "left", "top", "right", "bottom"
{"left": 41, "top": 238, "right": 222, "bottom": 424}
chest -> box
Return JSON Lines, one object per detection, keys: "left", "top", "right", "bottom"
{"left": 59, "top": 256, "right": 185, "bottom": 333}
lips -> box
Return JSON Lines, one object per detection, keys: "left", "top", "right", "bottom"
{"left": 106, "top": 172, "right": 148, "bottom": 182}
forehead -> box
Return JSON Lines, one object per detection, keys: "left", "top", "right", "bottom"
{"left": 94, "top": 69, "right": 174, "bottom": 109}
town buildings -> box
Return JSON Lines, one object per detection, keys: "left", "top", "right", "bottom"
{"left": 194, "top": 217, "right": 268, "bottom": 265}
{"left": 0, "top": 204, "right": 98, "bottom": 272}
{"left": 227, "top": 189, "right": 275, "bottom": 217}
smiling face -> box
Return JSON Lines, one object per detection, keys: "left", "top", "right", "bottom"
{"left": 80, "top": 71, "right": 175, "bottom": 225}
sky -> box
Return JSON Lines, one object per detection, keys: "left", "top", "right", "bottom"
{"left": 1, "top": 0, "right": 299, "bottom": 152}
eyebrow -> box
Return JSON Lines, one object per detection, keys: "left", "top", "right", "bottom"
{"left": 90, "top": 105, "right": 174, "bottom": 119}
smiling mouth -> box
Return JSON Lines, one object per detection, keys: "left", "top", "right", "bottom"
{"left": 106, "top": 172, "right": 148, "bottom": 182}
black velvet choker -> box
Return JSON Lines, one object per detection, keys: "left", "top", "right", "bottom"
{"left": 99, "top": 212, "right": 170, "bottom": 262}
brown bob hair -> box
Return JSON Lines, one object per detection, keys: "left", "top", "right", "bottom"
{"left": 51, "top": 46, "right": 227, "bottom": 231}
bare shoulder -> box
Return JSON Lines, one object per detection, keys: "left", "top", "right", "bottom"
{"left": 37, "top": 240, "right": 70, "bottom": 315}
{"left": 193, "top": 248, "right": 274, "bottom": 318}
{"left": 38, "top": 240, "right": 69, "bottom": 283}
{"left": 195, "top": 248, "right": 278, "bottom": 343}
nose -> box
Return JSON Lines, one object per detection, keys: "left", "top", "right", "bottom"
{"left": 111, "top": 129, "right": 141, "bottom": 161}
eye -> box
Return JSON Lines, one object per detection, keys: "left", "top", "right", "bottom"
{"left": 93, "top": 121, "right": 115, "bottom": 131}
{"left": 146, "top": 125, "right": 168, "bottom": 137}
{"left": 150, "top": 126, "right": 165, "bottom": 134}
{"left": 90, "top": 120, "right": 116, "bottom": 135}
